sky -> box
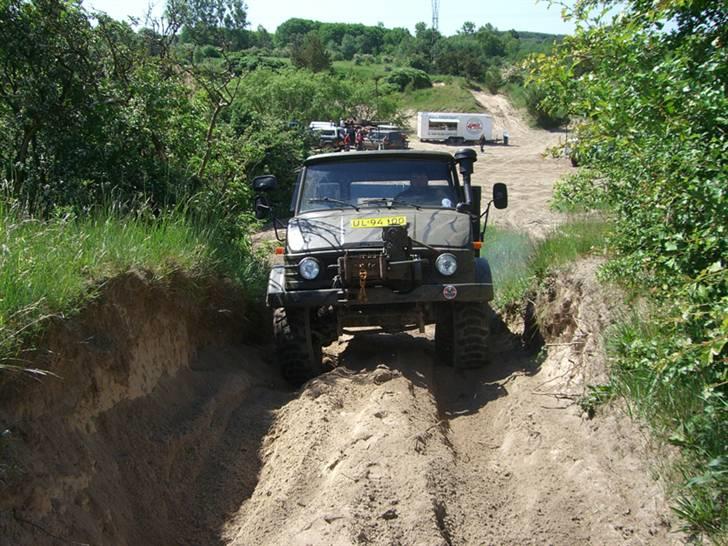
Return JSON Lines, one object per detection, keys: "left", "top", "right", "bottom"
{"left": 83, "top": 0, "right": 575, "bottom": 36}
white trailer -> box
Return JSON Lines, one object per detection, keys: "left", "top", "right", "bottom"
{"left": 416, "top": 112, "right": 494, "bottom": 143}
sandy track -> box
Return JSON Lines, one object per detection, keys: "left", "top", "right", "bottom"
{"left": 218, "top": 261, "right": 680, "bottom": 545}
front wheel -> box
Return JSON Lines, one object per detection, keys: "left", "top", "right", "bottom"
{"left": 273, "top": 307, "right": 323, "bottom": 386}
{"left": 435, "top": 303, "right": 492, "bottom": 368}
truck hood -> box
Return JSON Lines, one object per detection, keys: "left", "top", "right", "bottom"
{"left": 287, "top": 208, "right": 471, "bottom": 253}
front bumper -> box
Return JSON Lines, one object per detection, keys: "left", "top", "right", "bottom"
{"left": 266, "top": 265, "right": 493, "bottom": 308}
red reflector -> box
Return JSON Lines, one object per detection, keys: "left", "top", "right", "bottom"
{"left": 473, "top": 241, "right": 483, "bottom": 250}
{"left": 275, "top": 247, "right": 284, "bottom": 255}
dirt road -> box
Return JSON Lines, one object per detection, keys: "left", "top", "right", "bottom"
{"left": 219, "top": 262, "right": 679, "bottom": 546}
{"left": 0, "top": 94, "right": 682, "bottom": 545}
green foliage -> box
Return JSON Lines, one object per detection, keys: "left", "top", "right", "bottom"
{"left": 176, "top": 0, "right": 250, "bottom": 49}
{"left": 0, "top": 1, "right": 204, "bottom": 212}
{"left": 0, "top": 0, "right": 392, "bottom": 230}
{"left": 484, "top": 67, "right": 504, "bottom": 94}
{"left": 529, "top": 0, "right": 727, "bottom": 537}
{"left": 551, "top": 169, "right": 609, "bottom": 212}
{"left": 607, "top": 275, "right": 727, "bottom": 537}
{"left": 382, "top": 67, "right": 432, "bottom": 92}
{"left": 523, "top": 83, "right": 569, "bottom": 128}
{"left": 290, "top": 31, "right": 331, "bottom": 72}
{"left": 273, "top": 17, "right": 562, "bottom": 83}
{"left": 232, "top": 67, "right": 399, "bottom": 127}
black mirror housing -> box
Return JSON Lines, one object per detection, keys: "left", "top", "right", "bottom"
{"left": 252, "top": 174, "right": 277, "bottom": 192}
{"left": 493, "top": 183, "right": 508, "bottom": 209}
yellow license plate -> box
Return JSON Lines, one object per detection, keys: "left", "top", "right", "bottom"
{"left": 350, "top": 216, "right": 407, "bottom": 229}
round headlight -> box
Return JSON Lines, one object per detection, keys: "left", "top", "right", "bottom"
{"left": 435, "top": 253, "right": 458, "bottom": 276}
{"left": 298, "top": 257, "right": 321, "bottom": 280}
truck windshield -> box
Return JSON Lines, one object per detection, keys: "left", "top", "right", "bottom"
{"left": 299, "top": 159, "right": 457, "bottom": 213}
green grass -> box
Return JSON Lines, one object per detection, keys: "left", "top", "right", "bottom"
{"left": 605, "top": 309, "right": 728, "bottom": 540}
{"left": 484, "top": 219, "right": 611, "bottom": 307}
{"left": 503, "top": 82, "right": 527, "bottom": 110}
{"left": 0, "top": 201, "right": 265, "bottom": 370}
{"left": 482, "top": 226, "right": 534, "bottom": 306}
{"left": 399, "top": 81, "right": 480, "bottom": 113}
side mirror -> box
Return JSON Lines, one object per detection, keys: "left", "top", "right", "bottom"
{"left": 252, "top": 174, "right": 277, "bottom": 193}
{"left": 493, "top": 183, "right": 508, "bottom": 209}
{"left": 254, "top": 195, "right": 271, "bottom": 220}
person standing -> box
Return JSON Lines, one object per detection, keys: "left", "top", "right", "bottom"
{"left": 479, "top": 133, "right": 486, "bottom": 152}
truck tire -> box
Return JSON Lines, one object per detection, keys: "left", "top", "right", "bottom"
{"left": 273, "top": 307, "right": 323, "bottom": 386}
{"left": 453, "top": 302, "right": 492, "bottom": 368}
{"left": 434, "top": 304, "right": 454, "bottom": 366}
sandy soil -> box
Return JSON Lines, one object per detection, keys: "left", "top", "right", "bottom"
{"left": 0, "top": 94, "right": 684, "bottom": 545}
{"left": 220, "top": 260, "right": 680, "bottom": 545}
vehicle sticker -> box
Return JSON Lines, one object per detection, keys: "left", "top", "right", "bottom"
{"left": 350, "top": 216, "right": 407, "bottom": 228}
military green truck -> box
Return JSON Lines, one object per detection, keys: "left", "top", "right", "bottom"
{"left": 252, "top": 149, "right": 508, "bottom": 385}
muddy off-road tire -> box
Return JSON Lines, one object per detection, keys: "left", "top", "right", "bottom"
{"left": 273, "top": 307, "right": 323, "bottom": 386}
{"left": 435, "top": 303, "right": 492, "bottom": 368}
{"left": 435, "top": 304, "right": 454, "bottom": 365}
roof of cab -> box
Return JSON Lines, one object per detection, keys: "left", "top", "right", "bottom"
{"left": 303, "top": 149, "right": 456, "bottom": 166}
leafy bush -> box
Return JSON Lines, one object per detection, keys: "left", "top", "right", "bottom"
{"left": 529, "top": 0, "right": 727, "bottom": 537}
{"left": 523, "top": 84, "right": 569, "bottom": 129}
{"left": 382, "top": 67, "right": 432, "bottom": 92}
{"left": 551, "top": 170, "right": 609, "bottom": 212}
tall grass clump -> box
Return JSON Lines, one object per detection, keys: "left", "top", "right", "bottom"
{"left": 0, "top": 201, "right": 265, "bottom": 370}
{"left": 484, "top": 219, "right": 610, "bottom": 307}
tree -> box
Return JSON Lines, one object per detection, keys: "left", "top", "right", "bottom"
{"left": 459, "top": 21, "right": 476, "bottom": 35}
{"left": 290, "top": 32, "right": 331, "bottom": 73}
{"left": 253, "top": 24, "right": 273, "bottom": 49}
{"left": 274, "top": 18, "right": 318, "bottom": 48}
{"left": 175, "top": 0, "right": 249, "bottom": 48}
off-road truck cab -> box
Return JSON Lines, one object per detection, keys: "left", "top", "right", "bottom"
{"left": 253, "top": 149, "right": 508, "bottom": 385}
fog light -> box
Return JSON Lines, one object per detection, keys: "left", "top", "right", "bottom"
{"left": 298, "top": 257, "right": 320, "bottom": 280}
{"left": 436, "top": 253, "right": 458, "bottom": 276}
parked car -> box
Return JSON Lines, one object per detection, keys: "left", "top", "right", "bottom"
{"left": 364, "top": 129, "right": 409, "bottom": 150}
{"left": 309, "top": 122, "right": 343, "bottom": 149}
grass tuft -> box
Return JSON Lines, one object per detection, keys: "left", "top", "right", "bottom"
{"left": 484, "top": 219, "right": 611, "bottom": 307}
{"left": 0, "top": 201, "right": 265, "bottom": 369}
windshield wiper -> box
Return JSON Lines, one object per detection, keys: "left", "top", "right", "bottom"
{"left": 359, "top": 197, "right": 421, "bottom": 210}
{"left": 308, "top": 197, "right": 359, "bottom": 211}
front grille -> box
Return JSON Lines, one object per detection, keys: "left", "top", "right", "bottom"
{"left": 285, "top": 248, "right": 474, "bottom": 291}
